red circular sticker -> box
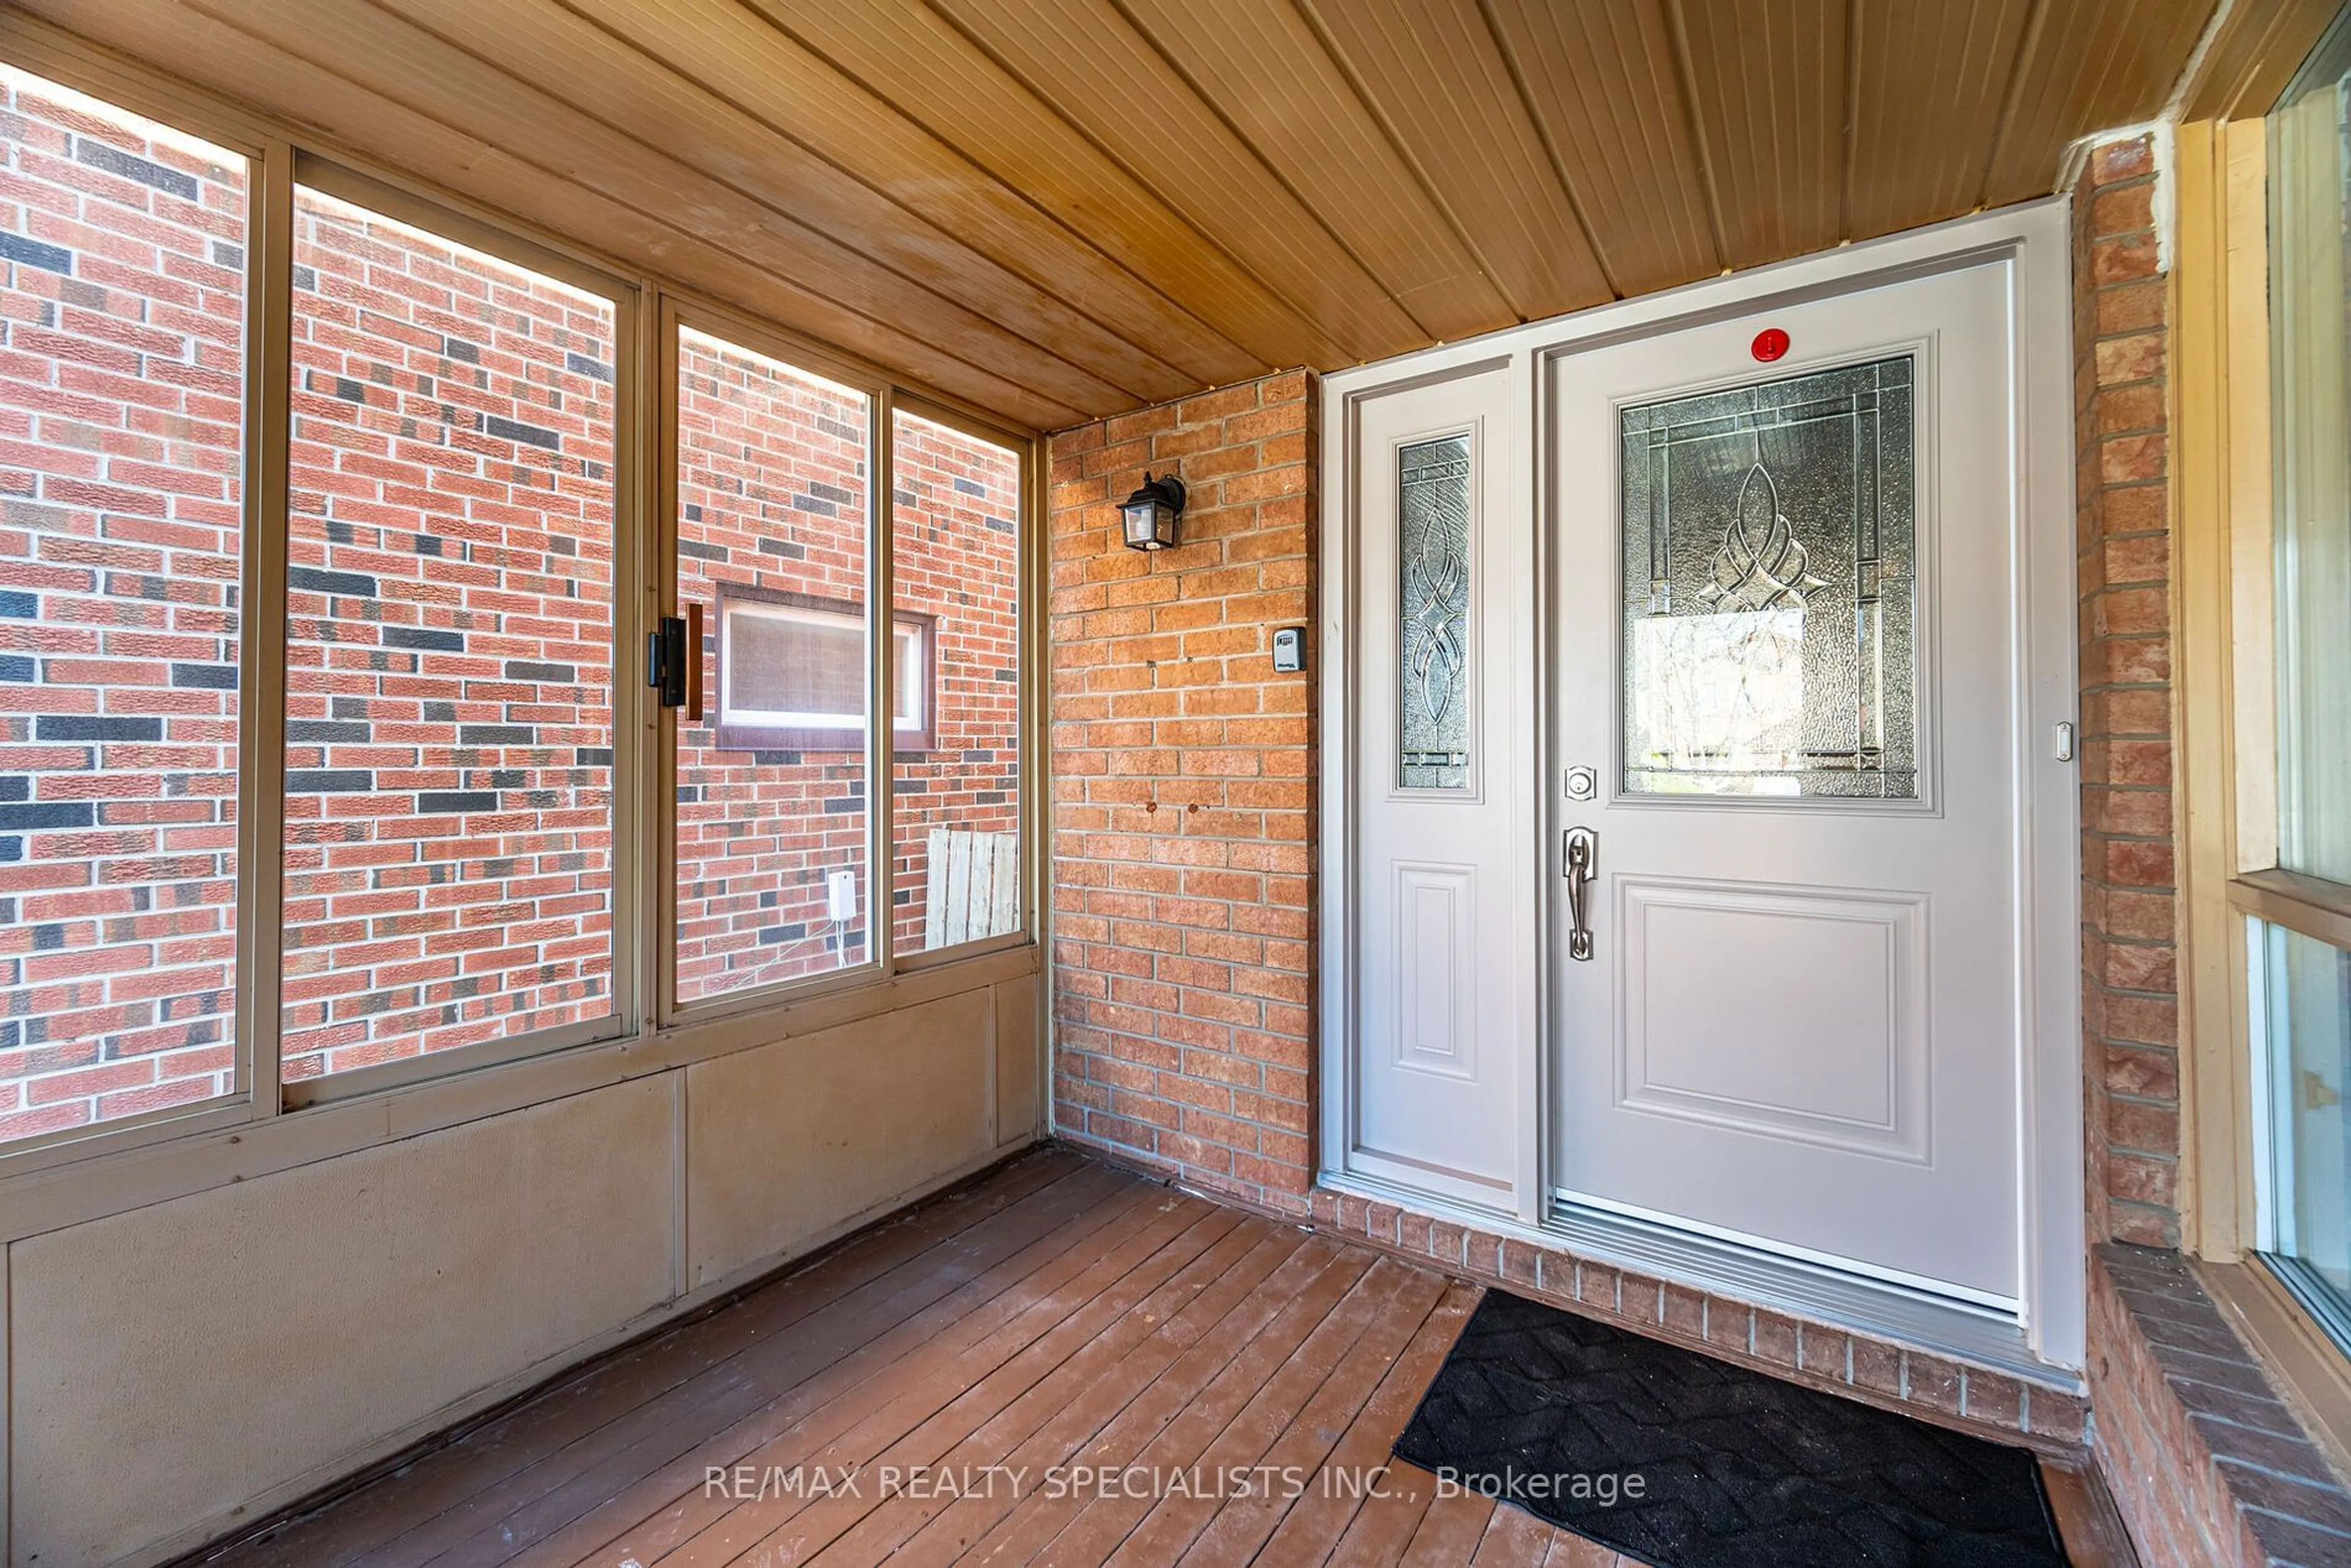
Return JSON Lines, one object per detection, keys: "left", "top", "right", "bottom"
{"left": 1751, "top": 328, "right": 1790, "bottom": 362}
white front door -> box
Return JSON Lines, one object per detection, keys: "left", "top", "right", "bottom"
{"left": 1327, "top": 208, "right": 2082, "bottom": 1361}
{"left": 1547, "top": 258, "right": 2025, "bottom": 1305}
{"left": 1344, "top": 364, "right": 1537, "bottom": 1214}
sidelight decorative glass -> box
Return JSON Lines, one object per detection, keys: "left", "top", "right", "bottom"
{"left": 1620, "top": 356, "right": 1919, "bottom": 799}
{"left": 1398, "top": 435, "right": 1474, "bottom": 790}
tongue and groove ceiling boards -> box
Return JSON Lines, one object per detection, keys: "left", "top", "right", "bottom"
{"left": 13, "top": 0, "right": 2229, "bottom": 431}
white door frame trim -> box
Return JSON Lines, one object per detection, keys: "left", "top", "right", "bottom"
{"left": 1316, "top": 198, "right": 2087, "bottom": 1373}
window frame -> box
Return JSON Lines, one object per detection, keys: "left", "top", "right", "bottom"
{"left": 275, "top": 157, "right": 646, "bottom": 1112}
{"left": 661, "top": 301, "right": 893, "bottom": 1023}
{"left": 884, "top": 396, "right": 1038, "bottom": 970}
{"left": 0, "top": 20, "right": 1042, "bottom": 1190}
{"left": 0, "top": 48, "right": 279, "bottom": 1169}
{"left": 2173, "top": 4, "right": 2351, "bottom": 1429}
{"left": 656, "top": 299, "right": 1038, "bottom": 1021}
{"left": 2239, "top": 21, "right": 2351, "bottom": 1348}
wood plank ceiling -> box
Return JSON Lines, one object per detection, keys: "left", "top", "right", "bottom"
{"left": 20, "top": 0, "right": 2221, "bottom": 432}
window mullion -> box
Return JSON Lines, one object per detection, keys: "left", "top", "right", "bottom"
{"left": 2232, "top": 868, "right": 2351, "bottom": 950}
{"left": 610, "top": 281, "right": 653, "bottom": 1041}
{"left": 873, "top": 386, "right": 899, "bottom": 980}
{"left": 654, "top": 298, "right": 683, "bottom": 1027}
{"left": 1022, "top": 431, "right": 1043, "bottom": 947}
{"left": 244, "top": 136, "right": 296, "bottom": 1119}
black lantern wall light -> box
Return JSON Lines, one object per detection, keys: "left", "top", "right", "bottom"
{"left": 1120, "top": 471, "right": 1187, "bottom": 551}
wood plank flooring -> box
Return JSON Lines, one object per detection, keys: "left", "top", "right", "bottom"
{"left": 196, "top": 1150, "right": 1648, "bottom": 1567}
{"left": 193, "top": 1149, "right": 2126, "bottom": 1568}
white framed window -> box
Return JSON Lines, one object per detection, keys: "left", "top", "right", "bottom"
{"left": 713, "top": 584, "right": 932, "bottom": 752}
{"left": 2246, "top": 7, "right": 2351, "bottom": 1349}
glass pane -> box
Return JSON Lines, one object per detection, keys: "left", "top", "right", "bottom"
{"left": 2271, "top": 16, "right": 2351, "bottom": 885}
{"left": 677, "top": 328, "right": 870, "bottom": 1002}
{"left": 281, "top": 188, "right": 617, "bottom": 1082}
{"left": 1621, "top": 357, "right": 1918, "bottom": 799}
{"left": 2257, "top": 921, "right": 2351, "bottom": 1326}
{"left": 1398, "top": 434, "right": 1471, "bottom": 790}
{"left": 0, "top": 66, "right": 247, "bottom": 1140}
{"left": 890, "top": 411, "right": 1021, "bottom": 956}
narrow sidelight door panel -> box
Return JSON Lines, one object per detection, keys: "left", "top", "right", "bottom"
{"left": 1347, "top": 366, "right": 1535, "bottom": 1212}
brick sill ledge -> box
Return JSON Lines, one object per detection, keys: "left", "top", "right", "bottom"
{"left": 2090, "top": 1243, "right": 2351, "bottom": 1567}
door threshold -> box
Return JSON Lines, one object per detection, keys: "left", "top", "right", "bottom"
{"left": 1321, "top": 1166, "right": 2080, "bottom": 1390}
{"left": 1543, "top": 1194, "right": 2069, "bottom": 1389}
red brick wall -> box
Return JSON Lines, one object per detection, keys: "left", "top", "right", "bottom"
{"left": 2072, "top": 134, "right": 2183, "bottom": 1248}
{"left": 1047, "top": 370, "right": 1316, "bottom": 1215}
{"left": 280, "top": 188, "right": 618, "bottom": 1080}
{"left": 0, "top": 67, "right": 246, "bottom": 1138}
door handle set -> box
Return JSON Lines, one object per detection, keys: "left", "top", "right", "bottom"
{"left": 1562, "top": 825, "right": 1597, "bottom": 962}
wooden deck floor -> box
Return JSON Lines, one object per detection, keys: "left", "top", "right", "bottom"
{"left": 203, "top": 1149, "right": 1646, "bottom": 1567}
{"left": 198, "top": 1148, "right": 2126, "bottom": 1568}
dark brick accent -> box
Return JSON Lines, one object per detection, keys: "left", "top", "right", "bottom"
{"left": 34, "top": 716, "right": 162, "bottom": 742}
{"left": 418, "top": 792, "right": 499, "bottom": 814}
{"left": 288, "top": 566, "right": 378, "bottom": 598}
{"left": 1216, "top": 1165, "right": 2090, "bottom": 1449}
{"left": 482, "top": 415, "right": 560, "bottom": 450}
{"left": 380, "top": 626, "right": 465, "bottom": 652}
{"left": 0, "top": 231, "right": 72, "bottom": 275}
{"left": 0, "top": 803, "right": 95, "bottom": 831}
{"left": 73, "top": 136, "right": 200, "bottom": 199}
{"left": 286, "top": 770, "right": 372, "bottom": 793}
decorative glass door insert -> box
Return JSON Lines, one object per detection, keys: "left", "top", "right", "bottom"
{"left": 1398, "top": 434, "right": 1473, "bottom": 790}
{"left": 1620, "top": 356, "right": 1919, "bottom": 799}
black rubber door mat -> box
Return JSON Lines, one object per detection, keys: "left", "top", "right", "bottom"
{"left": 1393, "top": 1290, "right": 2067, "bottom": 1568}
